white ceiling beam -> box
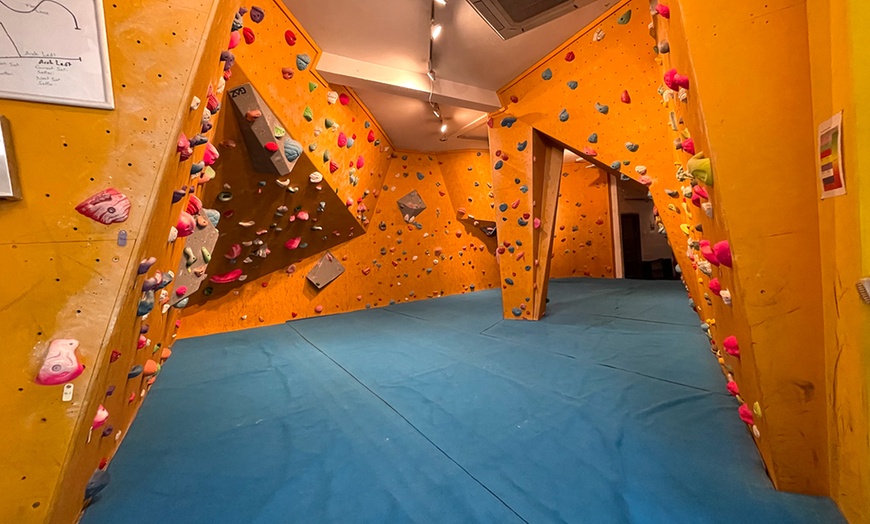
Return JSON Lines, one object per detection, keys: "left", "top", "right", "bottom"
{"left": 316, "top": 52, "right": 502, "bottom": 113}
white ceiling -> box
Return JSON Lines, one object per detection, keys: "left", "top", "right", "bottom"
{"left": 283, "top": 0, "right": 614, "bottom": 152}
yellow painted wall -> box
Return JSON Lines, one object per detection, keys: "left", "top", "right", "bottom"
{"left": 550, "top": 162, "right": 614, "bottom": 279}
{"left": 807, "top": 0, "right": 870, "bottom": 520}
{"left": 0, "top": 0, "right": 241, "bottom": 521}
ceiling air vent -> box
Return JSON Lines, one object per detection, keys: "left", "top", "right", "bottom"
{"left": 466, "top": 0, "right": 581, "bottom": 40}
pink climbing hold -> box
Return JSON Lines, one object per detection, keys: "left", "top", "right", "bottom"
{"left": 329, "top": 160, "right": 339, "bottom": 173}
{"left": 210, "top": 269, "right": 243, "bottom": 284}
{"left": 356, "top": 156, "right": 365, "bottom": 169}
{"left": 175, "top": 286, "right": 188, "bottom": 297}
{"left": 314, "top": 305, "right": 324, "bottom": 314}
{"left": 582, "top": 147, "right": 597, "bottom": 157}
{"left": 177, "top": 133, "right": 192, "bottom": 160}
{"left": 92, "top": 405, "right": 109, "bottom": 429}
{"left": 699, "top": 240, "right": 720, "bottom": 266}
{"left": 708, "top": 278, "right": 722, "bottom": 296}
{"left": 346, "top": 197, "right": 354, "bottom": 207}
{"left": 664, "top": 69, "right": 689, "bottom": 91}
{"left": 691, "top": 186, "right": 708, "bottom": 207}
{"left": 35, "top": 339, "right": 85, "bottom": 386}
{"left": 186, "top": 195, "right": 203, "bottom": 215}
{"left": 533, "top": 218, "right": 542, "bottom": 229}
{"left": 339, "top": 93, "right": 350, "bottom": 105}
{"left": 726, "top": 381, "right": 740, "bottom": 396}
{"left": 137, "top": 335, "right": 147, "bottom": 349}
{"left": 713, "top": 241, "right": 732, "bottom": 267}
{"left": 228, "top": 31, "right": 241, "bottom": 49}
{"left": 621, "top": 90, "right": 631, "bottom": 103}
{"left": 281, "top": 67, "right": 294, "bottom": 80}
{"left": 177, "top": 212, "right": 196, "bottom": 238}
{"left": 655, "top": 3, "right": 671, "bottom": 19}
{"left": 682, "top": 138, "right": 696, "bottom": 156}
{"left": 296, "top": 210, "right": 310, "bottom": 221}
{"left": 337, "top": 132, "right": 348, "bottom": 147}
{"left": 76, "top": 188, "right": 132, "bottom": 225}
{"left": 738, "top": 404, "right": 754, "bottom": 425}
{"left": 203, "top": 143, "right": 220, "bottom": 166}
{"left": 225, "top": 244, "right": 242, "bottom": 259}
{"left": 723, "top": 335, "right": 740, "bottom": 357}
{"left": 284, "top": 236, "right": 302, "bottom": 250}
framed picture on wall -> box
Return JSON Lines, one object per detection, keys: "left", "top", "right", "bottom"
{"left": 0, "top": 0, "right": 114, "bottom": 110}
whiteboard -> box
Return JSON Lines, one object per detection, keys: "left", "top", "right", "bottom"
{"left": 0, "top": 0, "right": 114, "bottom": 109}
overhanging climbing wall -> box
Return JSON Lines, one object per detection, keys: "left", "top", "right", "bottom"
{"left": 176, "top": 3, "right": 501, "bottom": 337}
{"left": 0, "top": 0, "right": 242, "bottom": 522}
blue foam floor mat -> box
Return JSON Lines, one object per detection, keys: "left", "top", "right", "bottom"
{"left": 82, "top": 278, "right": 844, "bottom": 523}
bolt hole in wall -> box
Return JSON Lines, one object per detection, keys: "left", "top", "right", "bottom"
{"left": 616, "top": 176, "right": 676, "bottom": 280}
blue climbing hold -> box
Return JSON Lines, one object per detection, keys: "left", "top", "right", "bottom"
{"left": 567, "top": 80, "right": 578, "bottom": 90}
{"left": 296, "top": 53, "right": 311, "bottom": 71}
{"left": 588, "top": 133, "right": 598, "bottom": 143}
{"left": 626, "top": 142, "right": 639, "bottom": 152}
{"left": 611, "top": 161, "right": 622, "bottom": 170}
{"left": 542, "top": 68, "right": 553, "bottom": 80}
{"left": 499, "top": 203, "right": 508, "bottom": 212}
{"left": 494, "top": 160, "right": 504, "bottom": 170}
{"left": 520, "top": 185, "right": 528, "bottom": 193}
{"left": 416, "top": 172, "right": 425, "bottom": 180}
{"left": 501, "top": 116, "right": 517, "bottom": 128}
{"left": 284, "top": 139, "right": 303, "bottom": 162}
{"left": 559, "top": 109, "right": 570, "bottom": 122}
{"left": 512, "top": 308, "right": 523, "bottom": 317}
{"left": 517, "top": 140, "right": 528, "bottom": 151}
{"left": 505, "top": 278, "right": 514, "bottom": 286}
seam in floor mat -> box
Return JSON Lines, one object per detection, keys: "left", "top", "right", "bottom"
{"left": 288, "top": 324, "right": 530, "bottom": 524}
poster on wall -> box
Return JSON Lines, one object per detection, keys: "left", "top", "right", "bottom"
{"left": 0, "top": 0, "right": 113, "bottom": 109}
{"left": 818, "top": 112, "right": 845, "bottom": 199}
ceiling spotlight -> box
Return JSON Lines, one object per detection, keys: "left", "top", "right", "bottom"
{"left": 435, "top": 0, "right": 447, "bottom": 5}
{"left": 430, "top": 22, "right": 443, "bottom": 40}
{"left": 440, "top": 123, "right": 448, "bottom": 134}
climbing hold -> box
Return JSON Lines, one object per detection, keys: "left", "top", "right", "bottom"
{"left": 284, "top": 237, "right": 302, "bottom": 250}
{"left": 210, "top": 269, "right": 243, "bottom": 284}
{"left": 610, "top": 161, "right": 622, "bottom": 170}
{"left": 85, "top": 470, "right": 110, "bottom": 501}
{"left": 281, "top": 67, "right": 294, "bottom": 80}
{"left": 284, "top": 139, "right": 303, "bottom": 163}
{"left": 682, "top": 138, "right": 696, "bottom": 155}
{"left": 245, "top": 109, "right": 262, "bottom": 122}
{"left": 264, "top": 141, "right": 279, "bottom": 153}
{"left": 592, "top": 28, "right": 605, "bottom": 42}
{"left": 517, "top": 140, "right": 528, "bottom": 151}
{"left": 713, "top": 241, "right": 732, "bottom": 267}
{"left": 664, "top": 68, "right": 689, "bottom": 90}
{"left": 284, "top": 30, "right": 297, "bottom": 45}
{"left": 356, "top": 156, "right": 365, "bottom": 169}
{"left": 699, "top": 240, "right": 719, "bottom": 266}
{"left": 35, "top": 339, "right": 85, "bottom": 386}
{"left": 595, "top": 103, "right": 609, "bottom": 114}
{"left": 659, "top": 41, "right": 670, "bottom": 54}
{"left": 688, "top": 152, "right": 713, "bottom": 185}
{"left": 617, "top": 9, "right": 632, "bottom": 24}
{"left": 296, "top": 54, "right": 310, "bottom": 71}
{"left": 242, "top": 27, "right": 255, "bottom": 44}
{"left": 726, "top": 381, "right": 740, "bottom": 396}
{"left": 723, "top": 335, "right": 740, "bottom": 357}
{"left": 505, "top": 278, "right": 514, "bottom": 286}
{"left": 338, "top": 132, "right": 348, "bottom": 147}
{"left": 565, "top": 51, "right": 575, "bottom": 62}
{"left": 367, "top": 130, "right": 376, "bottom": 142}
{"left": 626, "top": 142, "right": 639, "bottom": 152}
{"left": 177, "top": 212, "right": 196, "bottom": 238}
{"left": 655, "top": 4, "right": 671, "bottom": 19}
{"left": 738, "top": 404, "right": 754, "bottom": 426}
{"left": 621, "top": 90, "right": 631, "bottom": 103}
{"left": 494, "top": 160, "right": 504, "bottom": 170}
{"left": 128, "top": 365, "right": 143, "bottom": 379}
{"left": 708, "top": 278, "right": 722, "bottom": 296}
{"left": 326, "top": 91, "right": 339, "bottom": 104}
{"left": 309, "top": 172, "right": 323, "bottom": 183}
{"left": 541, "top": 68, "right": 553, "bottom": 80}
{"left": 329, "top": 160, "right": 339, "bottom": 173}
{"left": 720, "top": 290, "right": 732, "bottom": 306}
{"left": 314, "top": 305, "right": 324, "bottom": 314}
{"left": 137, "top": 257, "right": 157, "bottom": 275}
{"left": 250, "top": 6, "right": 264, "bottom": 22}
{"left": 339, "top": 93, "right": 350, "bottom": 105}
{"left": 137, "top": 290, "right": 155, "bottom": 317}
{"left": 75, "top": 188, "right": 131, "bottom": 225}
{"left": 567, "top": 80, "right": 578, "bottom": 90}
{"left": 559, "top": 109, "right": 570, "bottom": 122}
{"left": 501, "top": 116, "right": 517, "bottom": 128}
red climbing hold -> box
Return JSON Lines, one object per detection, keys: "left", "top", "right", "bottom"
{"left": 284, "top": 30, "right": 297, "bottom": 46}
{"left": 265, "top": 141, "right": 279, "bottom": 152}
{"left": 243, "top": 27, "right": 255, "bottom": 44}
{"left": 565, "top": 51, "right": 575, "bottom": 62}
{"left": 367, "top": 130, "right": 376, "bottom": 143}
{"left": 329, "top": 160, "right": 339, "bottom": 173}
{"left": 621, "top": 90, "right": 631, "bottom": 103}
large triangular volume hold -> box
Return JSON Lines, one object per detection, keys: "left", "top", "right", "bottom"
{"left": 397, "top": 190, "right": 427, "bottom": 223}
{"left": 306, "top": 251, "right": 345, "bottom": 289}
{"left": 227, "top": 83, "right": 300, "bottom": 176}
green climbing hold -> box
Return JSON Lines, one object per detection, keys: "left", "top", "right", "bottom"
{"left": 303, "top": 106, "right": 313, "bottom": 121}
{"left": 308, "top": 82, "right": 317, "bottom": 92}
{"left": 324, "top": 118, "right": 334, "bottom": 128}
{"left": 617, "top": 10, "right": 632, "bottom": 24}
{"left": 323, "top": 149, "right": 331, "bottom": 161}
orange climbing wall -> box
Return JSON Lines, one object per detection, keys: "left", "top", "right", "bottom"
{"left": 656, "top": 0, "right": 829, "bottom": 496}
{"left": 179, "top": 150, "right": 500, "bottom": 336}
{"left": 549, "top": 162, "right": 614, "bottom": 279}
{"left": 807, "top": 0, "right": 870, "bottom": 520}
{"left": 489, "top": 0, "right": 837, "bottom": 500}
{"left": 0, "top": 0, "right": 241, "bottom": 522}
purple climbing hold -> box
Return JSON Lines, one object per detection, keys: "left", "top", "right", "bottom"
{"left": 250, "top": 6, "right": 265, "bottom": 23}
{"left": 137, "top": 256, "right": 157, "bottom": 275}
{"left": 117, "top": 230, "right": 127, "bottom": 247}
{"left": 171, "top": 190, "right": 186, "bottom": 203}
